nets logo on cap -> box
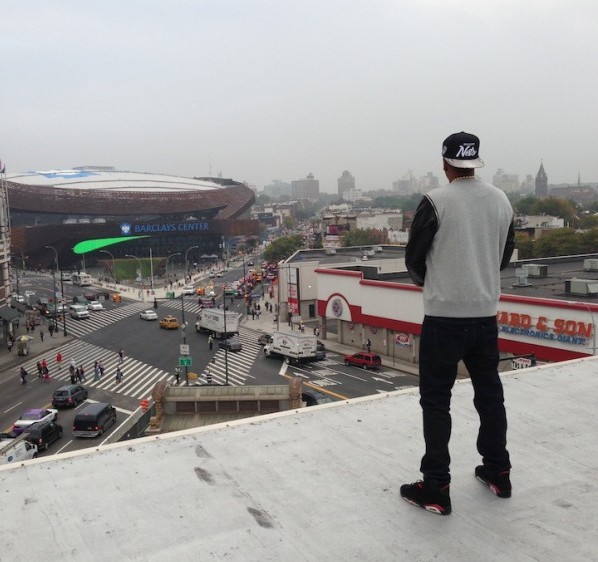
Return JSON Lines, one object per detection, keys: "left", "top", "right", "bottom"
{"left": 442, "top": 132, "right": 484, "bottom": 168}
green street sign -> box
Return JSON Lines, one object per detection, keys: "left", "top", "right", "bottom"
{"left": 179, "top": 357, "right": 192, "bottom": 367}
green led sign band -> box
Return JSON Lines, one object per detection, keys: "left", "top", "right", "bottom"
{"left": 72, "top": 236, "right": 150, "bottom": 254}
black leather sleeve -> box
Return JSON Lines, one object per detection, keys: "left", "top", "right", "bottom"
{"left": 405, "top": 196, "right": 438, "bottom": 287}
{"left": 500, "top": 221, "right": 516, "bottom": 270}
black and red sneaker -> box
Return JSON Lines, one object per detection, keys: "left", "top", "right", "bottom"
{"left": 475, "top": 465, "right": 512, "bottom": 498}
{"left": 400, "top": 480, "right": 451, "bottom": 515}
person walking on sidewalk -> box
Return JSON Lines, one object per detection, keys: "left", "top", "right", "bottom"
{"left": 40, "top": 328, "right": 44, "bottom": 342}
{"left": 400, "top": 131, "right": 515, "bottom": 516}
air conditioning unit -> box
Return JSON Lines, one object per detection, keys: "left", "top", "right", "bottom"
{"left": 513, "top": 268, "right": 531, "bottom": 287}
{"left": 522, "top": 264, "right": 548, "bottom": 278}
{"left": 583, "top": 259, "right": 598, "bottom": 272}
{"left": 566, "top": 278, "right": 598, "bottom": 296}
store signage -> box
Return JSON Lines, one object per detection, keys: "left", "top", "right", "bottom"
{"left": 497, "top": 311, "right": 593, "bottom": 346}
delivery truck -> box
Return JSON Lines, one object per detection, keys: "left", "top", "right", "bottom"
{"left": 195, "top": 308, "right": 240, "bottom": 339}
{"left": 1, "top": 433, "right": 39, "bottom": 465}
{"left": 263, "top": 330, "right": 323, "bottom": 363}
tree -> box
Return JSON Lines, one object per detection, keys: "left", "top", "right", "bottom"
{"left": 515, "top": 232, "right": 533, "bottom": 259}
{"left": 341, "top": 229, "right": 377, "bottom": 247}
{"left": 263, "top": 235, "right": 305, "bottom": 262}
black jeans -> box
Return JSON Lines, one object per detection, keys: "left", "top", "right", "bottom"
{"left": 419, "top": 315, "right": 510, "bottom": 485}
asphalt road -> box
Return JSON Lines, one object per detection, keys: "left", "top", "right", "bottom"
{"left": 3, "top": 265, "right": 420, "bottom": 458}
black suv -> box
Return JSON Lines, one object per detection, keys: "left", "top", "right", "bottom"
{"left": 52, "top": 384, "right": 88, "bottom": 408}
{"left": 23, "top": 421, "right": 63, "bottom": 451}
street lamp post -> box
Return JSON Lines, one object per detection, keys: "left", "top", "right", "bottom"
{"left": 99, "top": 249, "right": 116, "bottom": 282}
{"left": 185, "top": 245, "right": 199, "bottom": 276}
{"left": 166, "top": 252, "right": 181, "bottom": 280}
{"left": 45, "top": 245, "right": 59, "bottom": 272}
{"left": 45, "top": 246, "right": 63, "bottom": 333}
{"left": 125, "top": 254, "right": 143, "bottom": 285}
{"left": 179, "top": 292, "right": 190, "bottom": 385}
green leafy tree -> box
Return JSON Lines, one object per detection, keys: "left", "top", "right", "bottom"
{"left": 341, "top": 229, "right": 377, "bottom": 247}
{"left": 263, "top": 235, "right": 305, "bottom": 262}
{"left": 515, "top": 232, "right": 534, "bottom": 259}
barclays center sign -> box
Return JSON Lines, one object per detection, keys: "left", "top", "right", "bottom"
{"left": 120, "top": 221, "right": 210, "bottom": 235}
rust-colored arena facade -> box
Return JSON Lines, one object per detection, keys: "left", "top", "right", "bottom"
{"left": 6, "top": 169, "right": 257, "bottom": 269}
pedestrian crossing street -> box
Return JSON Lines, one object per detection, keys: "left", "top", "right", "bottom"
{"left": 22, "top": 339, "right": 171, "bottom": 400}
{"left": 21, "top": 326, "right": 264, "bottom": 401}
{"left": 58, "top": 302, "right": 151, "bottom": 337}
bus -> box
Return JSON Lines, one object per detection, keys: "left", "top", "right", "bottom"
{"left": 71, "top": 272, "right": 93, "bottom": 286}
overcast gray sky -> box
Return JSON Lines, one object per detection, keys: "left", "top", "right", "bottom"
{"left": 2, "top": 0, "right": 596, "bottom": 193}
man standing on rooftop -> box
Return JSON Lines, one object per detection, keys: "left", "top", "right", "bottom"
{"left": 401, "top": 131, "right": 516, "bottom": 515}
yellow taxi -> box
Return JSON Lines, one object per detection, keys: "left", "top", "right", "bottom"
{"left": 195, "top": 286, "right": 205, "bottom": 296}
{"left": 112, "top": 293, "right": 122, "bottom": 303}
{"left": 159, "top": 315, "right": 180, "bottom": 330}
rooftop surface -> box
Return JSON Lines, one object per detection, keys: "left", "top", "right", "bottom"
{"left": 5, "top": 169, "right": 225, "bottom": 192}
{"left": 1, "top": 356, "right": 596, "bottom": 562}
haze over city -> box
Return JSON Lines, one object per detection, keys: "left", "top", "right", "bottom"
{"left": 2, "top": 1, "right": 597, "bottom": 192}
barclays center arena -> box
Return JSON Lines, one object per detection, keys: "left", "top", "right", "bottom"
{"left": 6, "top": 167, "right": 257, "bottom": 270}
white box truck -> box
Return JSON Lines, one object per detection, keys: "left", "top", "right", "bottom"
{"left": 195, "top": 308, "right": 240, "bottom": 338}
{"left": 1, "top": 434, "right": 39, "bottom": 465}
{"left": 263, "top": 330, "right": 322, "bottom": 363}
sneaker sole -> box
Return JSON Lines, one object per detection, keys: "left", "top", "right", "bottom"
{"left": 401, "top": 495, "right": 451, "bottom": 515}
{"left": 475, "top": 475, "right": 511, "bottom": 498}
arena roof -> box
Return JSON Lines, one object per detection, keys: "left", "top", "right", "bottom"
{"left": 5, "top": 169, "right": 228, "bottom": 193}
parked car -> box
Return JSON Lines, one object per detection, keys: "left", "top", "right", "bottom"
{"left": 302, "top": 389, "right": 334, "bottom": 407}
{"left": 257, "top": 334, "right": 273, "bottom": 346}
{"left": 52, "top": 384, "right": 88, "bottom": 408}
{"left": 87, "top": 301, "right": 104, "bottom": 311}
{"left": 23, "top": 421, "right": 63, "bottom": 451}
{"left": 140, "top": 309, "right": 158, "bottom": 321}
{"left": 219, "top": 338, "right": 243, "bottom": 352}
{"left": 183, "top": 286, "right": 195, "bottom": 295}
{"left": 160, "top": 315, "right": 180, "bottom": 329}
{"left": 343, "top": 352, "right": 382, "bottom": 370}
{"left": 12, "top": 408, "right": 58, "bottom": 436}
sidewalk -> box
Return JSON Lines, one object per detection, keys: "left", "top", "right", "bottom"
{"left": 0, "top": 325, "right": 75, "bottom": 382}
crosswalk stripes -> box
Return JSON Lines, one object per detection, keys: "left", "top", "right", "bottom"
{"left": 59, "top": 302, "right": 150, "bottom": 337}
{"left": 189, "top": 326, "right": 262, "bottom": 386}
{"left": 158, "top": 298, "right": 203, "bottom": 316}
{"left": 20, "top": 339, "right": 173, "bottom": 400}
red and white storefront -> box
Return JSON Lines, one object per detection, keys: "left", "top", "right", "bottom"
{"left": 316, "top": 268, "right": 597, "bottom": 364}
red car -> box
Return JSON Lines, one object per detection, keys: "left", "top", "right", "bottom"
{"left": 343, "top": 352, "right": 382, "bottom": 370}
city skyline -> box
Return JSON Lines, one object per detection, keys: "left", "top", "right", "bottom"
{"left": 3, "top": 1, "right": 598, "bottom": 193}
